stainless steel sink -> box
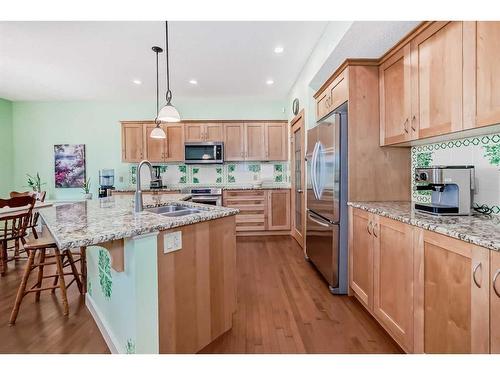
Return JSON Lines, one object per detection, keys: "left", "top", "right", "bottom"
{"left": 145, "top": 205, "right": 202, "bottom": 217}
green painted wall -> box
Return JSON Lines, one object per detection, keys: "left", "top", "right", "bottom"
{"left": 12, "top": 99, "right": 286, "bottom": 200}
{"left": 0, "top": 98, "right": 13, "bottom": 197}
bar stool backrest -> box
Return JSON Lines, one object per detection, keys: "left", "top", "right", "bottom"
{"left": 9, "top": 191, "right": 46, "bottom": 228}
{"left": 0, "top": 196, "right": 36, "bottom": 242}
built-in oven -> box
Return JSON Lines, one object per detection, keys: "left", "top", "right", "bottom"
{"left": 182, "top": 188, "right": 222, "bottom": 206}
{"left": 184, "top": 142, "right": 223, "bottom": 164}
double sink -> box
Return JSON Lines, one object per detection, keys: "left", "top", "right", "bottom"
{"left": 145, "top": 205, "right": 203, "bottom": 217}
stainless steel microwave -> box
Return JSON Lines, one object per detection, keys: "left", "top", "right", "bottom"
{"left": 184, "top": 142, "right": 224, "bottom": 164}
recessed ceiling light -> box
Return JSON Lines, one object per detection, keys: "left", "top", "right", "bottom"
{"left": 132, "top": 79, "right": 142, "bottom": 85}
{"left": 266, "top": 79, "right": 274, "bottom": 85}
{"left": 189, "top": 79, "right": 198, "bottom": 85}
{"left": 274, "top": 46, "right": 284, "bottom": 54}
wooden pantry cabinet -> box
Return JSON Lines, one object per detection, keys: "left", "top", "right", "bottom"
{"left": 222, "top": 189, "right": 290, "bottom": 234}
{"left": 349, "top": 207, "right": 493, "bottom": 353}
{"left": 223, "top": 122, "right": 288, "bottom": 162}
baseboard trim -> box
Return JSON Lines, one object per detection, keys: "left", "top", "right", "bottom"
{"left": 85, "top": 295, "right": 119, "bottom": 354}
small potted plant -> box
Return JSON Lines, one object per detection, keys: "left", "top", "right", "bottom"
{"left": 26, "top": 173, "right": 46, "bottom": 199}
{"left": 82, "top": 178, "right": 92, "bottom": 200}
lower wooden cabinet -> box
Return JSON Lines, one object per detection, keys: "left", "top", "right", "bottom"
{"left": 491, "top": 251, "right": 500, "bottom": 353}
{"left": 349, "top": 207, "right": 493, "bottom": 353}
{"left": 349, "top": 208, "right": 374, "bottom": 310}
{"left": 223, "top": 189, "right": 290, "bottom": 234}
{"left": 373, "top": 215, "right": 414, "bottom": 352}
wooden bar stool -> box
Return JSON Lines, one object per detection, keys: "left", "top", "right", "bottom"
{"left": 0, "top": 196, "right": 35, "bottom": 275}
{"left": 9, "top": 233, "right": 83, "bottom": 325}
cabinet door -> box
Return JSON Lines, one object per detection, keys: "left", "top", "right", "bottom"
{"left": 470, "top": 21, "right": 500, "bottom": 128}
{"left": 121, "top": 123, "right": 144, "bottom": 162}
{"left": 223, "top": 123, "right": 245, "bottom": 161}
{"left": 416, "top": 231, "right": 489, "bottom": 353}
{"left": 349, "top": 208, "right": 374, "bottom": 310}
{"left": 185, "top": 123, "right": 204, "bottom": 142}
{"left": 205, "top": 123, "right": 223, "bottom": 141}
{"left": 265, "top": 123, "right": 287, "bottom": 161}
{"left": 266, "top": 190, "right": 290, "bottom": 231}
{"left": 491, "top": 251, "right": 500, "bottom": 353}
{"left": 379, "top": 44, "right": 412, "bottom": 145}
{"left": 164, "top": 124, "right": 184, "bottom": 162}
{"left": 144, "top": 124, "right": 166, "bottom": 162}
{"left": 373, "top": 216, "right": 414, "bottom": 352}
{"left": 245, "top": 123, "right": 266, "bottom": 160}
{"left": 411, "top": 22, "right": 463, "bottom": 139}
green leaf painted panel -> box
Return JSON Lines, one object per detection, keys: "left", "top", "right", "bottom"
{"left": 484, "top": 145, "right": 500, "bottom": 166}
{"left": 98, "top": 249, "right": 112, "bottom": 300}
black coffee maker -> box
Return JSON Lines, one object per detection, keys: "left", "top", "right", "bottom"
{"left": 98, "top": 169, "right": 115, "bottom": 198}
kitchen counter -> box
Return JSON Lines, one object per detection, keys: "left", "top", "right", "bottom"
{"left": 39, "top": 194, "right": 238, "bottom": 250}
{"left": 113, "top": 184, "right": 291, "bottom": 193}
{"left": 348, "top": 201, "right": 500, "bottom": 252}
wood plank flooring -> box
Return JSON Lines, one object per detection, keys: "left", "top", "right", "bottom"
{"left": 0, "top": 236, "right": 401, "bottom": 354}
{"left": 201, "top": 236, "right": 402, "bottom": 353}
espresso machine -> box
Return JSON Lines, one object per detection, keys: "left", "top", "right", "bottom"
{"left": 150, "top": 166, "right": 163, "bottom": 189}
{"left": 98, "top": 169, "right": 115, "bottom": 198}
{"left": 414, "top": 165, "right": 475, "bottom": 215}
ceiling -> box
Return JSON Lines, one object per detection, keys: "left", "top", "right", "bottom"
{"left": 0, "top": 21, "right": 328, "bottom": 101}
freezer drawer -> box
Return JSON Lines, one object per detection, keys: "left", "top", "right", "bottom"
{"left": 305, "top": 210, "right": 339, "bottom": 287}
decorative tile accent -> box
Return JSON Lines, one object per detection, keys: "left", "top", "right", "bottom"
{"left": 98, "top": 249, "right": 112, "bottom": 301}
{"left": 411, "top": 132, "right": 500, "bottom": 214}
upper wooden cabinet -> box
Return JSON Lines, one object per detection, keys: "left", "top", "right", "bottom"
{"left": 122, "top": 123, "right": 145, "bottom": 162}
{"left": 185, "top": 123, "right": 223, "bottom": 142}
{"left": 379, "top": 44, "right": 413, "bottom": 145}
{"left": 224, "top": 122, "right": 288, "bottom": 162}
{"left": 144, "top": 124, "right": 167, "bottom": 162}
{"left": 316, "top": 68, "right": 348, "bottom": 120}
{"left": 223, "top": 123, "right": 246, "bottom": 161}
{"left": 411, "top": 21, "right": 464, "bottom": 139}
{"left": 164, "top": 124, "right": 184, "bottom": 161}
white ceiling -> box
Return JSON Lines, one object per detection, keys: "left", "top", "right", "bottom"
{"left": 0, "top": 21, "right": 328, "bottom": 101}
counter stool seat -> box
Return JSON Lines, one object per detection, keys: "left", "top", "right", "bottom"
{"left": 9, "top": 234, "right": 84, "bottom": 325}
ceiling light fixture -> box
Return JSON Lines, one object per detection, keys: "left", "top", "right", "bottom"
{"left": 150, "top": 46, "right": 166, "bottom": 139}
{"left": 274, "top": 46, "right": 284, "bottom": 54}
{"left": 132, "top": 79, "right": 142, "bottom": 85}
{"left": 189, "top": 79, "right": 198, "bottom": 85}
{"left": 157, "top": 21, "right": 181, "bottom": 123}
{"left": 266, "top": 79, "right": 274, "bottom": 85}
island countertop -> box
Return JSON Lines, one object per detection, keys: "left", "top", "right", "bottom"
{"left": 39, "top": 194, "right": 238, "bottom": 250}
{"left": 348, "top": 201, "right": 500, "bottom": 252}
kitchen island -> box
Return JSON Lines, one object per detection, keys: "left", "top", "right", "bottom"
{"left": 38, "top": 194, "right": 238, "bottom": 354}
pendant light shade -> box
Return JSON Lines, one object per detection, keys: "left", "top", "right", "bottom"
{"left": 151, "top": 46, "right": 166, "bottom": 139}
{"left": 158, "top": 20, "right": 181, "bottom": 123}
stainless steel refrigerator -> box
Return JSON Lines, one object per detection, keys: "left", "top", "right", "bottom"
{"left": 305, "top": 103, "right": 348, "bottom": 294}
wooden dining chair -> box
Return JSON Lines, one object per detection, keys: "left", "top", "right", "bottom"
{"left": 0, "top": 196, "right": 36, "bottom": 275}
{"left": 10, "top": 191, "right": 46, "bottom": 238}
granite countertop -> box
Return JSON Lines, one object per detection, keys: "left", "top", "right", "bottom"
{"left": 39, "top": 194, "right": 238, "bottom": 250}
{"left": 114, "top": 184, "right": 291, "bottom": 192}
{"left": 348, "top": 201, "right": 500, "bottom": 252}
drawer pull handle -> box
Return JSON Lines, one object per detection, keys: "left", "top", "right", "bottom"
{"left": 367, "top": 221, "right": 372, "bottom": 235}
{"left": 473, "top": 262, "right": 482, "bottom": 288}
{"left": 493, "top": 269, "right": 500, "bottom": 298}
{"left": 373, "top": 224, "right": 379, "bottom": 238}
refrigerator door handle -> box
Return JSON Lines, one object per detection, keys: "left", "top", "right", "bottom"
{"left": 311, "top": 142, "right": 320, "bottom": 200}
{"left": 307, "top": 210, "right": 338, "bottom": 227}
{"left": 307, "top": 211, "right": 331, "bottom": 227}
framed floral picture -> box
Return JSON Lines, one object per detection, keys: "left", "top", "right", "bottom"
{"left": 54, "top": 144, "right": 86, "bottom": 188}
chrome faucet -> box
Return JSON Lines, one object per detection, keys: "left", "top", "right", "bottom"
{"left": 134, "top": 160, "right": 153, "bottom": 213}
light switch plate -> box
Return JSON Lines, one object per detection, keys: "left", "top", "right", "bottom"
{"left": 163, "top": 231, "right": 182, "bottom": 253}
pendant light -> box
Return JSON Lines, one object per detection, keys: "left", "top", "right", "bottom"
{"left": 150, "top": 46, "right": 166, "bottom": 139}
{"left": 157, "top": 21, "right": 181, "bottom": 122}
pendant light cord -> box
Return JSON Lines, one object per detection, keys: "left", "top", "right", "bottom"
{"left": 155, "top": 49, "right": 160, "bottom": 121}
{"left": 165, "top": 20, "right": 172, "bottom": 104}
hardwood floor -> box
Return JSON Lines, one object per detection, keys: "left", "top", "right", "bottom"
{"left": 0, "top": 253, "right": 109, "bottom": 354}
{"left": 201, "top": 236, "right": 402, "bottom": 353}
{"left": 0, "top": 236, "right": 401, "bottom": 354}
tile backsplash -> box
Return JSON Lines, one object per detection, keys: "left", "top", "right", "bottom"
{"left": 412, "top": 132, "right": 500, "bottom": 214}
{"left": 129, "top": 162, "right": 290, "bottom": 188}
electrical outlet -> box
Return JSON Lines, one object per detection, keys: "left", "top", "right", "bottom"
{"left": 119, "top": 176, "right": 124, "bottom": 183}
{"left": 163, "top": 231, "right": 182, "bottom": 253}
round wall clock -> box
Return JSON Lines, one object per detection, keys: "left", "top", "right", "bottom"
{"left": 292, "top": 98, "right": 299, "bottom": 116}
